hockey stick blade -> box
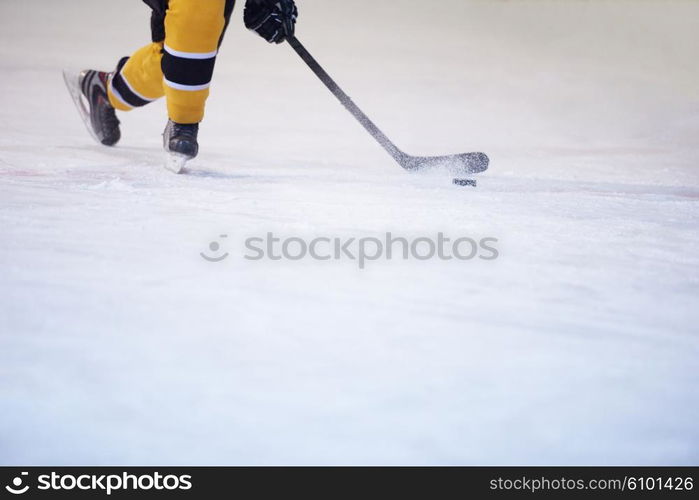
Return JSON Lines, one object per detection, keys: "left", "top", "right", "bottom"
{"left": 288, "top": 36, "right": 489, "bottom": 175}
{"left": 401, "top": 152, "right": 489, "bottom": 175}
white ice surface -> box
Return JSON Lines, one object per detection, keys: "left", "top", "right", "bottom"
{"left": 1, "top": 0, "right": 698, "bottom": 465}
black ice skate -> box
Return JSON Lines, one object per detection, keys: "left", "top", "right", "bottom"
{"left": 163, "top": 120, "right": 199, "bottom": 174}
{"left": 63, "top": 69, "right": 121, "bottom": 146}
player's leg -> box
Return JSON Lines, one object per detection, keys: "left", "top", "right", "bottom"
{"left": 107, "top": 43, "right": 166, "bottom": 112}
{"left": 69, "top": 0, "right": 234, "bottom": 157}
{"left": 160, "top": 0, "right": 234, "bottom": 170}
{"left": 76, "top": 40, "right": 166, "bottom": 147}
{"left": 162, "top": 0, "right": 230, "bottom": 125}
{"left": 71, "top": 2, "right": 169, "bottom": 147}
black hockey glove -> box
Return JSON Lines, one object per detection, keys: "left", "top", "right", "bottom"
{"left": 244, "top": 0, "right": 298, "bottom": 44}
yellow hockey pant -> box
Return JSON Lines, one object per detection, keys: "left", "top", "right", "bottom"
{"left": 107, "top": 0, "right": 230, "bottom": 124}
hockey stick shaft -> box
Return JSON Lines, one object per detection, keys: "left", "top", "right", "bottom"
{"left": 287, "top": 36, "right": 405, "bottom": 164}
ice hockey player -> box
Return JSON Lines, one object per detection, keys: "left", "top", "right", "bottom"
{"left": 74, "top": 0, "right": 298, "bottom": 172}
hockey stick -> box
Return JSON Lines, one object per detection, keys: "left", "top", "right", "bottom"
{"left": 287, "top": 36, "right": 489, "bottom": 175}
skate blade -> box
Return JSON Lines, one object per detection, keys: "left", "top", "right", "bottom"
{"left": 164, "top": 152, "right": 191, "bottom": 174}
{"left": 62, "top": 69, "right": 101, "bottom": 145}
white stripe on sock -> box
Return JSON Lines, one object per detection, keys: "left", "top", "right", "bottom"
{"left": 164, "top": 44, "right": 218, "bottom": 60}
{"left": 164, "top": 78, "right": 211, "bottom": 92}
{"left": 107, "top": 74, "right": 134, "bottom": 109}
